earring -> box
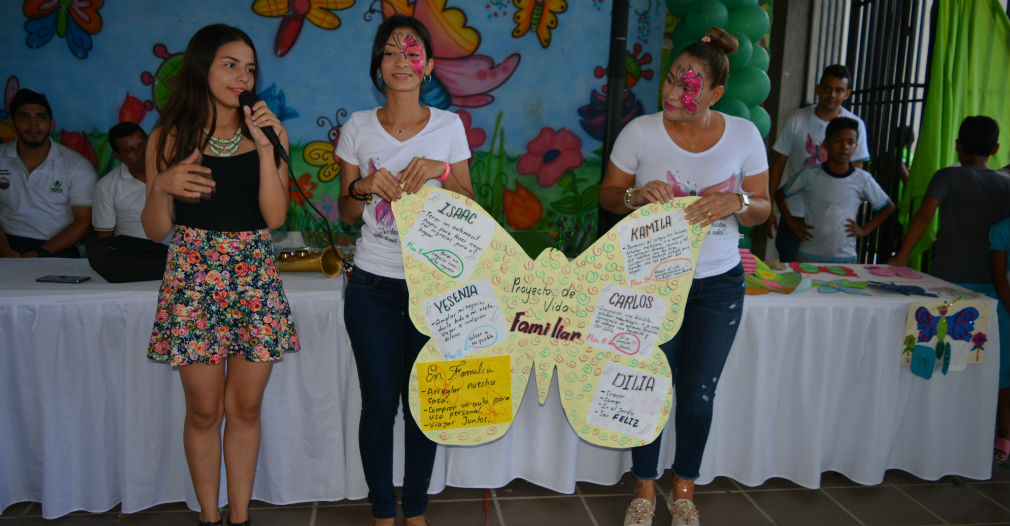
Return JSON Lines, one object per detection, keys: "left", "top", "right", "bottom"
{"left": 423, "top": 73, "right": 432, "bottom": 83}
{"left": 377, "top": 72, "right": 382, "bottom": 80}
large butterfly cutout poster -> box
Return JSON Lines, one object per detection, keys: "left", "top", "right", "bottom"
{"left": 392, "top": 186, "right": 709, "bottom": 448}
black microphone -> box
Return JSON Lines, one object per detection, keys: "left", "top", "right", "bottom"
{"left": 238, "top": 90, "right": 289, "bottom": 163}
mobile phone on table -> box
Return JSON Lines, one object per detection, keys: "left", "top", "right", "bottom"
{"left": 36, "top": 275, "right": 91, "bottom": 284}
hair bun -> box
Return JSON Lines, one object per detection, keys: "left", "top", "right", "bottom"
{"left": 704, "top": 27, "right": 739, "bottom": 55}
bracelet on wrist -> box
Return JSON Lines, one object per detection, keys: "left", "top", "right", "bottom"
{"left": 438, "top": 161, "right": 450, "bottom": 181}
{"left": 348, "top": 178, "right": 372, "bottom": 204}
{"left": 624, "top": 187, "right": 641, "bottom": 210}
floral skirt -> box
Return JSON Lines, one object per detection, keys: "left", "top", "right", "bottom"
{"left": 148, "top": 226, "right": 300, "bottom": 366}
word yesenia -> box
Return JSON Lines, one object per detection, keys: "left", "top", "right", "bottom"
{"left": 430, "top": 283, "right": 478, "bottom": 314}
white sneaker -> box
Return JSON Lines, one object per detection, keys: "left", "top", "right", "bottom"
{"left": 670, "top": 498, "right": 700, "bottom": 526}
{"left": 623, "top": 497, "right": 656, "bottom": 526}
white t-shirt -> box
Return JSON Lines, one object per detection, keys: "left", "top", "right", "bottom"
{"left": 610, "top": 112, "right": 769, "bottom": 278}
{"left": 772, "top": 105, "right": 870, "bottom": 217}
{"left": 783, "top": 164, "right": 891, "bottom": 261}
{"left": 335, "top": 107, "right": 470, "bottom": 279}
{"left": 0, "top": 140, "right": 97, "bottom": 240}
{"left": 93, "top": 164, "right": 150, "bottom": 239}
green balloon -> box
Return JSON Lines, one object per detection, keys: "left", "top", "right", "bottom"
{"left": 722, "top": 0, "right": 758, "bottom": 7}
{"left": 671, "top": 20, "right": 697, "bottom": 50}
{"left": 713, "top": 97, "right": 750, "bottom": 120}
{"left": 725, "top": 66, "right": 771, "bottom": 107}
{"left": 728, "top": 31, "right": 753, "bottom": 71}
{"left": 749, "top": 105, "right": 771, "bottom": 137}
{"left": 726, "top": 4, "right": 770, "bottom": 42}
{"left": 685, "top": 1, "right": 729, "bottom": 37}
{"left": 665, "top": 0, "right": 696, "bottom": 18}
{"left": 748, "top": 44, "right": 769, "bottom": 71}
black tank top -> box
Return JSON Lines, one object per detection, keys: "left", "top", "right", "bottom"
{"left": 174, "top": 150, "right": 268, "bottom": 232}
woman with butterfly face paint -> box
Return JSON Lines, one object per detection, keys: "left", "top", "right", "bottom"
{"left": 335, "top": 14, "right": 474, "bottom": 526}
{"left": 600, "top": 28, "right": 770, "bottom": 526}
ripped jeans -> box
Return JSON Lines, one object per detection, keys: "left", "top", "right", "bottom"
{"left": 630, "top": 262, "right": 745, "bottom": 480}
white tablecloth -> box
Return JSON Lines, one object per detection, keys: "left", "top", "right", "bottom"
{"left": 0, "top": 260, "right": 999, "bottom": 518}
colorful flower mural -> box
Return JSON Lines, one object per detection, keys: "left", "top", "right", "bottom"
{"left": 252, "top": 0, "right": 355, "bottom": 57}
{"left": 516, "top": 127, "right": 583, "bottom": 187}
{"left": 502, "top": 181, "right": 542, "bottom": 230}
{"left": 290, "top": 173, "right": 317, "bottom": 206}
{"left": 379, "top": 0, "right": 521, "bottom": 108}
{"left": 22, "top": 0, "right": 104, "bottom": 59}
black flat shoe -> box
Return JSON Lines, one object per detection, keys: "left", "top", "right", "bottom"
{"left": 196, "top": 521, "right": 222, "bottom": 526}
{"left": 227, "top": 521, "right": 250, "bottom": 526}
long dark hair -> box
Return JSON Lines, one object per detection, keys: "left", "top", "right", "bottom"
{"left": 154, "top": 24, "right": 257, "bottom": 171}
{"left": 369, "top": 15, "right": 434, "bottom": 93}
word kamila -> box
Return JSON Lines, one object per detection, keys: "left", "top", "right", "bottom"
{"left": 509, "top": 312, "right": 582, "bottom": 342}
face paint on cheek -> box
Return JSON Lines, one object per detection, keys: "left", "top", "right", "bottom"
{"left": 680, "top": 67, "right": 703, "bottom": 115}
{"left": 401, "top": 34, "right": 425, "bottom": 78}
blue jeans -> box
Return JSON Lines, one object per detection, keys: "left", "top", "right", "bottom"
{"left": 775, "top": 216, "right": 802, "bottom": 262}
{"left": 344, "top": 267, "right": 436, "bottom": 518}
{"left": 631, "top": 263, "right": 746, "bottom": 480}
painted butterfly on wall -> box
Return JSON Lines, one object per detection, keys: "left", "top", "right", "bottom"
{"left": 392, "top": 185, "right": 709, "bottom": 447}
{"left": 23, "top": 0, "right": 104, "bottom": 60}
{"left": 512, "top": 0, "right": 568, "bottom": 48}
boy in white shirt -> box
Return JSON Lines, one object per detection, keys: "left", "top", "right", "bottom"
{"left": 765, "top": 65, "right": 871, "bottom": 261}
{"left": 775, "top": 117, "right": 894, "bottom": 263}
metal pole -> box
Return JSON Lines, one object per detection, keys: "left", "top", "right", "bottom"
{"left": 598, "top": 0, "right": 630, "bottom": 237}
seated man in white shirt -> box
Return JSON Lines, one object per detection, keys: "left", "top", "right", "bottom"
{"left": 0, "top": 89, "right": 97, "bottom": 258}
{"left": 87, "top": 122, "right": 168, "bottom": 282}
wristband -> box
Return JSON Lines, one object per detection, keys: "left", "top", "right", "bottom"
{"left": 438, "top": 161, "right": 450, "bottom": 181}
{"left": 348, "top": 178, "right": 372, "bottom": 204}
{"left": 624, "top": 187, "right": 641, "bottom": 210}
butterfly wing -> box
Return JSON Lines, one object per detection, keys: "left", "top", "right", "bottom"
{"left": 558, "top": 197, "right": 708, "bottom": 447}
{"left": 395, "top": 185, "right": 534, "bottom": 446}
{"left": 24, "top": 12, "right": 57, "bottom": 49}
{"left": 915, "top": 306, "right": 939, "bottom": 342}
{"left": 302, "top": 141, "right": 341, "bottom": 183}
{"left": 666, "top": 171, "right": 695, "bottom": 197}
{"left": 947, "top": 307, "right": 979, "bottom": 341}
{"left": 534, "top": 0, "right": 568, "bottom": 48}
{"left": 512, "top": 0, "right": 534, "bottom": 39}
{"left": 697, "top": 172, "right": 740, "bottom": 196}
{"left": 431, "top": 54, "right": 521, "bottom": 108}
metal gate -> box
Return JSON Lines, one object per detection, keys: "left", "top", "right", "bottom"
{"left": 806, "top": 0, "right": 934, "bottom": 263}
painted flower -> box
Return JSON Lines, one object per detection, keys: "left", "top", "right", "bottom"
{"left": 118, "top": 92, "right": 152, "bottom": 125}
{"left": 456, "top": 109, "right": 486, "bottom": 160}
{"left": 971, "top": 332, "right": 987, "bottom": 350}
{"left": 502, "top": 182, "right": 543, "bottom": 230}
{"left": 60, "top": 129, "right": 98, "bottom": 169}
{"left": 290, "top": 173, "right": 317, "bottom": 206}
{"left": 313, "top": 193, "right": 341, "bottom": 222}
{"left": 517, "top": 127, "right": 584, "bottom": 187}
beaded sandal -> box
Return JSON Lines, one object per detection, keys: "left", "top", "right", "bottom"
{"left": 623, "top": 497, "right": 656, "bottom": 526}
{"left": 670, "top": 498, "right": 700, "bottom": 526}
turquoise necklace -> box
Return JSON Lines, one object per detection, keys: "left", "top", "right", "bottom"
{"left": 203, "top": 128, "right": 242, "bottom": 157}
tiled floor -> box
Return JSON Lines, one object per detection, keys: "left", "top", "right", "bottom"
{"left": 3, "top": 462, "right": 1007, "bottom": 525}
